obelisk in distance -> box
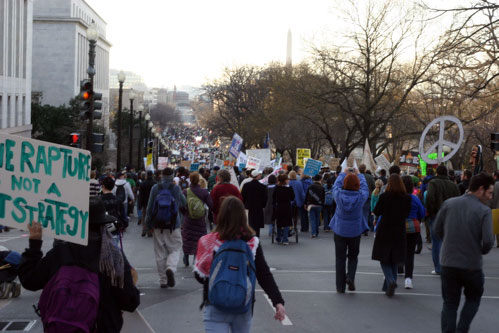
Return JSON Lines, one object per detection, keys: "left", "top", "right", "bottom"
{"left": 286, "top": 29, "right": 292, "bottom": 67}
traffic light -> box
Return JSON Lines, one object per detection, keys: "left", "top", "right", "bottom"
{"left": 147, "top": 140, "right": 154, "bottom": 154}
{"left": 92, "top": 133, "right": 105, "bottom": 153}
{"left": 93, "top": 92, "right": 102, "bottom": 120}
{"left": 79, "top": 79, "right": 92, "bottom": 120}
{"left": 69, "top": 132, "right": 81, "bottom": 148}
{"left": 492, "top": 132, "right": 499, "bottom": 150}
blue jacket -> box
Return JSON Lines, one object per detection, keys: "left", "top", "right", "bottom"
{"left": 145, "top": 176, "right": 186, "bottom": 229}
{"left": 420, "top": 175, "right": 434, "bottom": 196}
{"left": 408, "top": 194, "right": 425, "bottom": 220}
{"left": 301, "top": 178, "right": 313, "bottom": 195}
{"left": 329, "top": 173, "right": 369, "bottom": 237}
{"left": 289, "top": 179, "right": 305, "bottom": 207}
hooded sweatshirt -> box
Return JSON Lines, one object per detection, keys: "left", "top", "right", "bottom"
{"left": 112, "top": 178, "right": 135, "bottom": 204}
{"left": 329, "top": 173, "right": 369, "bottom": 237}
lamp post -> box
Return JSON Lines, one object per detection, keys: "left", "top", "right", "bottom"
{"left": 128, "top": 89, "right": 136, "bottom": 168}
{"left": 85, "top": 23, "right": 99, "bottom": 150}
{"left": 116, "top": 71, "right": 126, "bottom": 170}
{"left": 145, "top": 114, "right": 151, "bottom": 159}
{"left": 137, "top": 103, "right": 144, "bottom": 170}
{"left": 155, "top": 132, "right": 160, "bottom": 169}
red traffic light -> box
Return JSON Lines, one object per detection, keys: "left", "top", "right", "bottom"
{"left": 71, "top": 133, "right": 80, "bottom": 143}
{"left": 82, "top": 91, "right": 91, "bottom": 100}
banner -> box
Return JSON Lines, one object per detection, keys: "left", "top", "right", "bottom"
{"left": 246, "top": 156, "right": 261, "bottom": 171}
{"left": 229, "top": 133, "right": 244, "bottom": 158}
{"left": 296, "top": 148, "right": 311, "bottom": 168}
{"left": 303, "top": 158, "right": 322, "bottom": 177}
{"left": 157, "top": 157, "right": 168, "bottom": 171}
{"left": 0, "top": 132, "right": 91, "bottom": 245}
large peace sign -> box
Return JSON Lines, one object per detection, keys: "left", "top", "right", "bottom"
{"left": 418, "top": 116, "right": 464, "bottom": 164}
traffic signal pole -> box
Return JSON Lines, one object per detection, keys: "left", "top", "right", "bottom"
{"left": 86, "top": 39, "right": 97, "bottom": 151}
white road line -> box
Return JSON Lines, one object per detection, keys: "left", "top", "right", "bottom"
{"left": 137, "top": 310, "right": 156, "bottom": 333}
{"left": 257, "top": 289, "right": 499, "bottom": 300}
{"left": 261, "top": 293, "right": 293, "bottom": 326}
{"left": 0, "top": 234, "right": 28, "bottom": 243}
{"left": 272, "top": 270, "right": 499, "bottom": 280}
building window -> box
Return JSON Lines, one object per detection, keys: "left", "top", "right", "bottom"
{"left": 0, "top": 95, "right": 3, "bottom": 127}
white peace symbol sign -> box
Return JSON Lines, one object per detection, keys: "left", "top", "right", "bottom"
{"left": 418, "top": 116, "right": 464, "bottom": 164}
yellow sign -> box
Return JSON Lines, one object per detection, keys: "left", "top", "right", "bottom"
{"left": 296, "top": 148, "right": 311, "bottom": 168}
{"left": 146, "top": 153, "right": 153, "bottom": 168}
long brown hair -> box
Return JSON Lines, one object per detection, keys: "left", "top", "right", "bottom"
{"left": 385, "top": 174, "right": 407, "bottom": 195}
{"left": 214, "top": 196, "right": 255, "bottom": 240}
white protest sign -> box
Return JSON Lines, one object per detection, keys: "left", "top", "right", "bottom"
{"left": 0, "top": 132, "right": 91, "bottom": 245}
{"left": 229, "top": 167, "right": 240, "bottom": 188}
{"left": 246, "top": 149, "right": 271, "bottom": 168}
{"left": 246, "top": 156, "right": 261, "bottom": 171}
{"left": 375, "top": 155, "right": 391, "bottom": 172}
{"left": 215, "top": 159, "right": 224, "bottom": 168}
{"left": 237, "top": 152, "right": 247, "bottom": 166}
{"left": 158, "top": 157, "right": 168, "bottom": 170}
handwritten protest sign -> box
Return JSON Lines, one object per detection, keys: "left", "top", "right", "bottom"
{"left": 0, "top": 132, "right": 91, "bottom": 245}
{"left": 303, "top": 158, "right": 322, "bottom": 176}
{"left": 246, "top": 156, "right": 261, "bottom": 171}
{"left": 246, "top": 149, "right": 271, "bottom": 168}
{"left": 229, "top": 133, "right": 243, "bottom": 158}
{"left": 375, "top": 155, "right": 391, "bottom": 172}
{"left": 296, "top": 148, "right": 311, "bottom": 168}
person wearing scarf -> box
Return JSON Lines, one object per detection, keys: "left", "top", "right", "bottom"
{"left": 19, "top": 197, "right": 140, "bottom": 333}
{"left": 194, "top": 196, "right": 286, "bottom": 332}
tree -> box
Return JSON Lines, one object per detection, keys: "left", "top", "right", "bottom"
{"left": 150, "top": 103, "right": 180, "bottom": 127}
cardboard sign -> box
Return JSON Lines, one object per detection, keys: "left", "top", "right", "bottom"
{"left": 0, "top": 132, "right": 91, "bottom": 245}
{"left": 374, "top": 155, "right": 391, "bottom": 172}
{"left": 303, "top": 158, "right": 322, "bottom": 176}
{"left": 157, "top": 157, "right": 168, "bottom": 171}
{"left": 229, "top": 133, "right": 243, "bottom": 158}
{"left": 246, "top": 156, "right": 261, "bottom": 171}
{"left": 296, "top": 148, "right": 311, "bottom": 168}
{"left": 180, "top": 160, "right": 191, "bottom": 169}
{"left": 190, "top": 163, "right": 200, "bottom": 172}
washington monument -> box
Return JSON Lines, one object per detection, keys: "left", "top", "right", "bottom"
{"left": 286, "top": 29, "right": 292, "bottom": 67}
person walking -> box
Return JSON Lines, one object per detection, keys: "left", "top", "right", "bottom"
{"left": 210, "top": 169, "right": 243, "bottom": 222}
{"left": 181, "top": 172, "right": 213, "bottom": 267}
{"left": 370, "top": 179, "right": 383, "bottom": 230}
{"left": 329, "top": 168, "right": 369, "bottom": 293}
{"left": 193, "top": 196, "right": 286, "bottom": 332}
{"left": 300, "top": 174, "right": 312, "bottom": 232}
{"left": 372, "top": 174, "right": 412, "bottom": 297}
{"left": 434, "top": 172, "right": 495, "bottom": 332}
{"left": 273, "top": 174, "right": 295, "bottom": 245}
{"left": 425, "top": 165, "right": 460, "bottom": 275}
{"left": 401, "top": 176, "right": 425, "bottom": 289}
{"left": 145, "top": 167, "right": 187, "bottom": 289}
{"left": 323, "top": 177, "right": 334, "bottom": 232}
{"left": 264, "top": 175, "right": 277, "bottom": 237}
{"left": 139, "top": 171, "right": 157, "bottom": 237}
{"left": 241, "top": 170, "right": 268, "bottom": 237}
{"left": 288, "top": 171, "right": 305, "bottom": 234}
{"left": 113, "top": 172, "right": 135, "bottom": 229}
{"left": 18, "top": 197, "right": 140, "bottom": 333}
{"left": 305, "top": 174, "right": 325, "bottom": 238}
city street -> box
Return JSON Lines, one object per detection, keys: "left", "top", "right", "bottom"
{"left": 1, "top": 217, "right": 498, "bottom": 332}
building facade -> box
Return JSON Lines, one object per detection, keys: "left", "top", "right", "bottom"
{"left": 0, "top": 0, "right": 34, "bottom": 137}
{"left": 32, "top": 0, "right": 111, "bottom": 130}
{"left": 109, "top": 69, "right": 147, "bottom": 91}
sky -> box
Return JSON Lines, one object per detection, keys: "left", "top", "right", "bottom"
{"left": 85, "top": 0, "right": 464, "bottom": 89}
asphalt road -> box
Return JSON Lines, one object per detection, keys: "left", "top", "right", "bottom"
{"left": 1, "top": 218, "right": 498, "bottom": 332}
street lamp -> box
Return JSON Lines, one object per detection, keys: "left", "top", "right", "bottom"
{"left": 116, "top": 71, "right": 126, "bottom": 170}
{"left": 128, "top": 89, "right": 136, "bottom": 168}
{"left": 144, "top": 113, "right": 151, "bottom": 160}
{"left": 137, "top": 103, "right": 144, "bottom": 170}
{"left": 85, "top": 22, "right": 99, "bottom": 151}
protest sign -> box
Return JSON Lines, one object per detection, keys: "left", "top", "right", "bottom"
{"left": 180, "top": 160, "right": 191, "bottom": 169}
{"left": 246, "top": 156, "right": 261, "bottom": 171}
{"left": 296, "top": 148, "right": 311, "bottom": 168}
{"left": 246, "top": 149, "right": 271, "bottom": 168}
{"left": 229, "top": 133, "right": 244, "bottom": 158}
{"left": 0, "top": 132, "right": 91, "bottom": 245}
{"left": 229, "top": 167, "right": 240, "bottom": 189}
{"left": 375, "top": 155, "right": 391, "bottom": 172}
{"left": 157, "top": 157, "right": 168, "bottom": 170}
{"left": 362, "top": 139, "right": 377, "bottom": 172}
{"left": 303, "top": 158, "right": 322, "bottom": 176}
{"left": 237, "top": 152, "right": 247, "bottom": 167}
{"left": 190, "top": 163, "right": 200, "bottom": 172}
{"left": 329, "top": 158, "right": 341, "bottom": 170}
{"left": 215, "top": 159, "right": 224, "bottom": 168}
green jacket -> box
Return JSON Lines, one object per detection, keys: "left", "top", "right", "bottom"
{"left": 426, "top": 175, "right": 460, "bottom": 217}
{"left": 208, "top": 174, "right": 217, "bottom": 191}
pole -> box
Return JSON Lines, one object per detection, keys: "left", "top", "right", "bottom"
{"left": 128, "top": 98, "right": 134, "bottom": 168}
{"left": 86, "top": 39, "right": 96, "bottom": 151}
{"left": 117, "top": 81, "right": 123, "bottom": 170}
{"left": 138, "top": 110, "right": 142, "bottom": 170}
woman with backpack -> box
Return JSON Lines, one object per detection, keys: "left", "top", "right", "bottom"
{"left": 323, "top": 177, "right": 334, "bottom": 232}
{"left": 181, "top": 172, "right": 213, "bottom": 267}
{"left": 194, "top": 196, "right": 286, "bottom": 332}
{"left": 18, "top": 197, "right": 140, "bottom": 332}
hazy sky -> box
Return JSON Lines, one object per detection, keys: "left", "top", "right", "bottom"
{"left": 85, "top": 0, "right": 462, "bottom": 89}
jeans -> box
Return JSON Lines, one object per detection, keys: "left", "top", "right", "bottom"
{"left": 299, "top": 206, "right": 309, "bottom": 232}
{"left": 441, "top": 266, "right": 484, "bottom": 333}
{"left": 268, "top": 223, "right": 274, "bottom": 237}
{"left": 405, "top": 233, "right": 418, "bottom": 278}
{"left": 334, "top": 234, "right": 361, "bottom": 291}
{"left": 308, "top": 206, "right": 322, "bottom": 236}
{"left": 381, "top": 263, "right": 398, "bottom": 290}
{"left": 362, "top": 200, "right": 370, "bottom": 231}
{"left": 276, "top": 226, "right": 289, "bottom": 243}
{"left": 203, "top": 305, "right": 252, "bottom": 333}
{"left": 323, "top": 205, "right": 333, "bottom": 230}
{"left": 429, "top": 217, "right": 442, "bottom": 273}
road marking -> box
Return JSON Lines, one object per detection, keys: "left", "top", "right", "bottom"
{"left": 257, "top": 289, "right": 499, "bottom": 300}
{"left": 272, "top": 270, "right": 499, "bottom": 280}
{"left": 0, "top": 234, "right": 28, "bottom": 243}
{"left": 137, "top": 310, "right": 155, "bottom": 333}
{"left": 261, "top": 293, "right": 293, "bottom": 326}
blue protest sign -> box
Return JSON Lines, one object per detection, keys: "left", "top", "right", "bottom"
{"left": 190, "top": 163, "right": 200, "bottom": 172}
{"left": 229, "top": 133, "right": 243, "bottom": 158}
{"left": 303, "top": 158, "right": 322, "bottom": 177}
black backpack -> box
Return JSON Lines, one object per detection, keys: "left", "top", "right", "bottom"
{"left": 115, "top": 184, "right": 126, "bottom": 202}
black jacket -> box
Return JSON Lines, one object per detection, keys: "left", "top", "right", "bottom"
{"left": 306, "top": 182, "right": 325, "bottom": 206}
{"left": 139, "top": 178, "right": 157, "bottom": 208}
{"left": 241, "top": 179, "right": 268, "bottom": 229}
{"left": 100, "top": 193, "right": 125, "bottom": 230}
{"left": 19, "top": 236, "right": 140, "bottom": 333}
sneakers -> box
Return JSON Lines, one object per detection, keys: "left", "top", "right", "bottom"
{"left": 404, "top": 278, "right": 413, "bottom": 289}
{"left": 282, "top": 242, "right": 289, "bottom": 245}
{"left": 431, "top": 270, "right": 440, "bottom": 275}
{"left": 166, "top": 268, "right": 176, "bottom": 287}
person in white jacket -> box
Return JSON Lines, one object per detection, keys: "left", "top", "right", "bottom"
{"left": 113, "top": 172, "right": 135, "bottom": 218}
